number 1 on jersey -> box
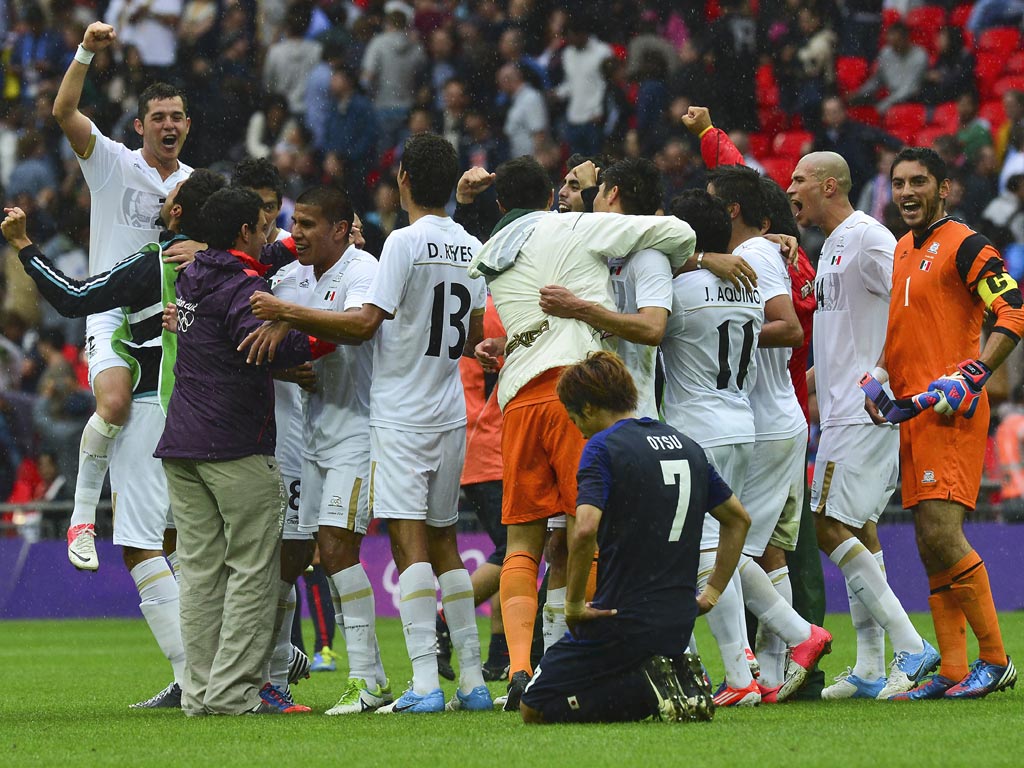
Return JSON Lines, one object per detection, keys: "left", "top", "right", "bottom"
{"left": 660, "top": 459, "right": 692, "bottom": 542}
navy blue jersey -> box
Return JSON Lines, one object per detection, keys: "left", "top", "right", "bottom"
{"left": 575, "top": 417, "right": 732, "bottom": 654}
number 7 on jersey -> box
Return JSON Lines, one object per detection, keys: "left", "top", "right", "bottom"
{"left": 660, "top": 460, "right": 692, "bottom": 542}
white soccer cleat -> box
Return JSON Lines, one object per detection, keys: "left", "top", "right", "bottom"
{"left": 821, "top": 667, "right": 887, "bottom": 700}
{"left": 67, "top": 523, "right": 99, "bottom": 571}
{"left": 325, "top": 678, "right": 393, "bottom": 715}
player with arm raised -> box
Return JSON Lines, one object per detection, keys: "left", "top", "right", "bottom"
{"left": 52, "top": 21, "right": 192, "bottom": 571}
{"left": 787, "top": 151, "right": 939, "bottom": 700}
{"left": 248, "top": 133, "right": 491, "bottom": 714}
{"left": 519, "top": 351, "right": 749, "bottom": 724}
{"left": 868, "top": 148, "right": 1022, "bottom": 699}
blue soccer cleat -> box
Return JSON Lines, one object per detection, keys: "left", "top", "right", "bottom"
{"left": 375, "top": 686, "right": 445, "bottom": 714}
{"left": 944, "top": 657, "right": 1017, "bottom": 699}
{"left": 310, "top": 648, "right": 337, "bottom": 673}
{"left": 877, "top": 639, "right": 941, "bottom": 699}
{"left": 821, "top": 668, "right": 886, "bottom": 700}
{"left": 888, "top": 674, "right": 956, "bottom": 701}
{"left": 445, "top": 685, "right": 494, "bottom": 711}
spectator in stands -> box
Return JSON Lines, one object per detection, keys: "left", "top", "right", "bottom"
{"left": 554, "top": 16, "right": 613, "bottom": 156}
{"left": 837, "top": 0, "right": 882, "bottom": 58}
{"left": 982, "top": 174, "right": 1024, "bottom": 249}
{"left": 626, "top": 9, "right": 677, "bottom": 81}
{"left": 996, "top": 91, "right": 1024, "bottom": 164}
{"left": 1001, "top": 125, "right": 1024, "bottom": 194}
{"left": 498, "top": 64, "right": 548, "bottom": 160}
{"left": 856, "top": 146, "right": 898, "bottom": 224}
{"left": 496, "top": 26, "right": 546, "bottom": 91}
{"left": 961, "top": 145, "right": 1002, "bottom": 227}
{"left": 425, "top": 28, "right": 463, "bottom": 113}
{"left": 9, "top": 3, "right": 67, "bottom": 104}
{"left": 6, "top": 130, "right": 57, "bottom": 206}
{"left": 322, "top": 65, "right": 378, "bottom": 210}
{"left": 850, "top": 20, "right": 928, "bottom": 115}
{"left": 707, "top": 0, "right": 759, "bottom": 131}
{"left": 105, "top": 0, "right": 183, "bottom": 81}
{"left": 360, "top": 1, "right": 427, "bottom": 153}
{"left": 178, "top": 0, "right": 219, "bottom": 60}
{"left": 461, "top": 108, "right": 507, "bottom": 170}
{"left": 439, "top": 78, "right": 471, "bottom": 153}
{"left": 966, "top": 0, "right": 1024, "bottom": 36}
{"left": 245, "top": 93, "right": 299, "bottom": 160}
{"left": 603, "top": 56, "right": 634, "bottom": 156}
{"left": 956, "top": 91, "right": 994, "bottom": 166}
{"left": 812, "top": 96, "right": 902, "bottom": 203}
{"left": 919, "top": 26, "right": 975, "bottom": 107}
{"left": 263, "top": 4, "right": 322, "bottom": 116}
{"left": 305, "top": 43, "right": 347, "bottom": 150}
{"left": 774, "top": 5, "right": 835, "bottom": 127}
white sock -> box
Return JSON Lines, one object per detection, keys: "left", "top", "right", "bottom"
{"left": 542, "top": 586, "right": 567, "bottom": 651}
{"left": 331, "top": 564, "right": 378, "bottom": 683}
{"left": 71, "top": 413, "right": 121, "bottom": 528}
{"left": 131, "top": 556, "right": 185, "bottom": 686}
{"left": 686, "top": 633, "right": 699, "bottom": 655}
{"left": 166, "top": 550, "right": 180, "bottom": 581}
{"left": 699, "top": 551, "right": 753, "bottom": 689}
{"left": 398, "top": 562, "right": 440, "bottom": 695}
{"left": 739, "top": 556, "right": 811, "bottom": 646}
{"left": 754, "top": 566, "right": 792, "bottom": 688}
{"left": 830, "top": 538, "right": 923, "bottom": 656}
{"left": 439, "top": 568, "right": 486, "bottom": 693}
{"left": 269, "top": 581, "right": 296, "bottom": 688}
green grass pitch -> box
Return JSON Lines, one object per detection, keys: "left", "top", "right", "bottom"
{"left": 2, "top": 613, "right": 1022, "bottom": 768}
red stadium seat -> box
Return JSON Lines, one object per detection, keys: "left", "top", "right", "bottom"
{"left": 759, "top": 156, "right": 797, "bottom": 189}
{"left": 772, "top": 130, "right": 812, "bottom": 159}
{"left": 836, "top": 56, "right": 869, "bottom": 96}
{"left": 950, "top": 4, "right": 972, "bottom": 28}
{"left": 980, "top": 99, "right": 1007, "bottom": 128}
{"left": 930, "top": 101, "right": 959, "bottom": 129}
{"left": 884, "top": 103, "right": 927, "bottom": 135}
{"left": 977, "top": 28, "right": 1021, "bottom": 57}
{"left": 975, "top": 52, "right": 1007, "bottom": 99}
{"left": 886, "top": 123, "right": 920, "bottom": 145}
{"left": 847, "top": 105, "right": 881, "bottom": 126}
{"left": 907, "top": 5, "right": 947, "bottom": 30}
{"left": 758, "top": 106, "right": 787, "bottom": 136}
{"left": 1006, "top": 52, "right": 1024, "bottom": 76}
{"left": 994, "top": 76, "right": 1024, "bottom": 99}
{"left": 916, "top": 125, "right": 953, "bottom": 148}
{"left": 748, "top": 132, "right": 771, "bottom": 159}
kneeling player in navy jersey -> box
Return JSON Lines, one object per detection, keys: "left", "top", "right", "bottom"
{"left": 519, "top": 352, "right": 751, "bottom": 724}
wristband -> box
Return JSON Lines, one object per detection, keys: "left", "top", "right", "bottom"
{"left": 696, "top": 251, "right": 705, "bottom": 270}
{"left": 870, "top": 366, "right": 888, "bottom": 385}
{"left": 699, "top": 585, "right": 721, "bottom": 607}
{"left": 698, "top": 125, "right": 714, "bottom": 138}
{"left": 75, "top": 45, "right": 95, "bottom": 65}
{"left": 564, "top": 600, "right": 586, "bottom": 617}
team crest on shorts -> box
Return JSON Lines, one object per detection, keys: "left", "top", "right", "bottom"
{"left": 922, "top": 470, "right": 936, "bottom": 484}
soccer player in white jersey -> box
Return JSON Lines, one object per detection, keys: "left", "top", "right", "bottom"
{"left": 706, "top": 165, "right": 833, "bottom": 703}
{"left": 253, "top": 134, "right": 491, "bottom": 714}
{"left": 661, "top": 190, "right": 766, "bottom": 705}
{"left": 538, "top": 158, "right": 673, "bottom": 418}
{"left": 53, "top": 21, "right": 192, "bottom": 571}
{"left": 788, "top": 151, "right": 938, "bottom": 699}
{"left": 247, "top": 186, "right": 393, "bottom": 713}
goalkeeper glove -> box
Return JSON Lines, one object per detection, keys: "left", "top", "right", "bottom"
{"left": 859, "top": 371, "right": 942, "bottom": 424}
{"left": 930, "top": 359, "right": 991, "bottom": 418}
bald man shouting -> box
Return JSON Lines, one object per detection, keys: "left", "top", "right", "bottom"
{"left": 787, "top": 152, "right": 937, "bottom": 701}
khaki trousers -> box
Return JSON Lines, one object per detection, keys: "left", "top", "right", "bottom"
{"left": 163, "top": 455, "right": 284, "bottom": 715}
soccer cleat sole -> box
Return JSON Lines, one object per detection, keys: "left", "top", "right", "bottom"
{"left": 672, "top": 653, "right": 716, "bottom": 721}
{"left": 779, "top": 638, "right": 832, "bottom": 702}
{"left": 642, "top": 656, "right": 690, "bottom": 722}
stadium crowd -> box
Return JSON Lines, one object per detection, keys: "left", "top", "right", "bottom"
{"left": 0, "top": 0, "right": 1022, "bottom": 720}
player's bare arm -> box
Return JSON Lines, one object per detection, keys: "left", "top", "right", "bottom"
{"left": 163, "top": 239, "right": 206, "bottom": 271}
{"left": 455, "top": 167, "right": 496, "bottom": 204}
{"left": 539, "top": 285, "right": 668, "bottom": 346}
{"left": 249, "top": 290, "right": 385, "bottom": 343}
{"left": 698, "top": 495, "right": 750, "bottom": 615}
{"left": 273, "top": 362, "right": 318, "bottom": 393}
{"left": 565, "top": 504, "right": 616, "bottom": 636}
{"left": 464, "top": 310, "right": 485, "bottom": 357}
{"left": 675, "top": 250, "right": 758, "bottom": 291}
{"left": 475, "top": 336, "right": 506, "bottom": 372}
{"left": 53, "top": 22, "right": 116, "bottom": 156}
{"left": 758, "top": 294, "right": 804, "bottom": 348}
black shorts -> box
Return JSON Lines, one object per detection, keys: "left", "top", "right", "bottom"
{"left": 461, "top": 480, "right": 507, "bottom": 566}
{"left": 520, "top": 634, "right": 659, "bottom": 723}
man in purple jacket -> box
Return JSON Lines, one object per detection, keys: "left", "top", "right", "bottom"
{"left": 155, "top": 186, "right": 330, "bottom": 716}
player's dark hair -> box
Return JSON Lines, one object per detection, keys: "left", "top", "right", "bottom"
{"left": 494, "top": 156, "right": 552, "bottom": 211}
{"left": 669, "top": 190, "right": 732, "bottom": 253}
{"left": 708, "top": 165, "right": 766, "bottom": 230}
{"left": 890, "top": 147, "right": 948, "bottom": 184}
{"left": 600, "top": 158, "right": 663, "bottom": 215}
{"left": 295, "top": 186, "right": 354, "bottom": 226}
{"left": 557, "top": 351, "right": 639, "bottom": 418}
{"left": 232, "top": 157, "right": 285, "bottom": 206}
{"left": 566, "top": 153, "right": 610, "bottom": 179}
{"left": 176, "top": 169, "right": 228, "bottom": 240}
{"left": 399, "top": 133, "right": 459, "bottom": 209}
{"left": 200, "top": 187, "right": 262, "bottom": 250}
{"left": 138, "top": 82, "right": 188, "bottom": 121}
{"left": 759, "top": 177, "right": 800, "bottom": 241}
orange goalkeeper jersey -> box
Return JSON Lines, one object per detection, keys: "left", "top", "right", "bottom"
{"left": 886, "top": 216, "right": 1024, "bottom": 397}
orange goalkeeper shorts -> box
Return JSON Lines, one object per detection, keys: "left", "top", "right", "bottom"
{"left": 500, "top": 368, "right": 586, "bottom": 525}
{"left": 898, "top": 394, "right": 989, "bottom": 510}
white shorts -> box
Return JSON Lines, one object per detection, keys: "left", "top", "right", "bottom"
{"left": 741, "top": 433, "right": 806, "bottom": 557}
{"left": 85, "top": 309, "right": 131, "bottom": 388}
{"left": 811, "top": 423, "right": 899, "bottom": 528}
{"left": 281, "top": 473, "right": 307, "bottom": 541}
{"left": 298, "top": 453, "right": 371, "bottom": 536}
{"left": 546, "top": 514, "right": 567, "bottom": 531}
{"left": 110, "top": 399, "right": 173, "bottom": 549}
{"left": 370, "top": 426, "right": 464, "bottom": 528}
{"left": 699, "top": 442, "right": 752, "bottom": 550}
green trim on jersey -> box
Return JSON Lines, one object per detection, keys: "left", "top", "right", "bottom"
{"left": 158, "top": 253, "right": 180, "bottom": 415}
{"left": 109, "top": 241, "right": 164, "bottom": 394}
